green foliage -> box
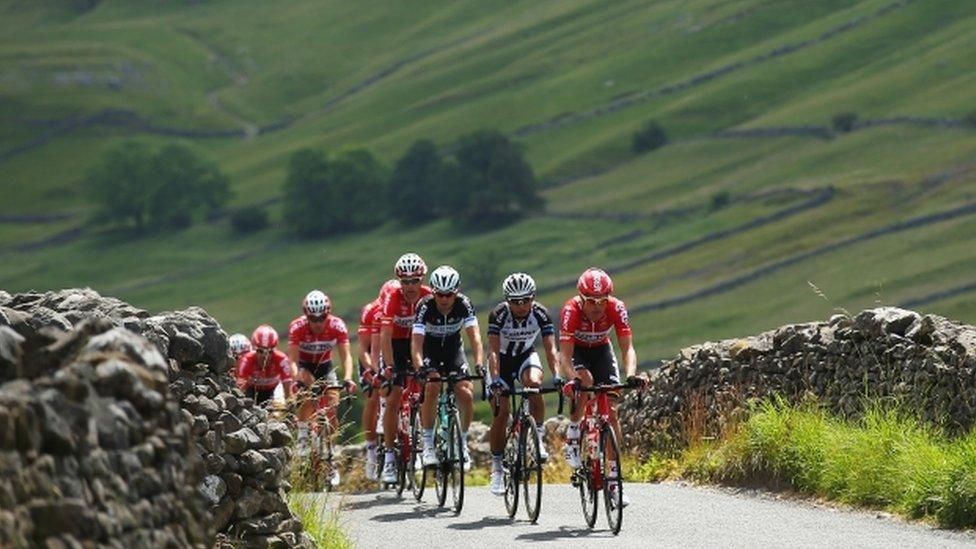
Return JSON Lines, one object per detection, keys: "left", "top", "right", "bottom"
{"left": 86, "top": 141, "right": 230, "bottom": 231}
{"left": 832, "top": 112, "right": 859, "bottom": 133}
{"left": 282, "top": 148, "right": 387, "bottom": 238}
{"left": 231, "top": 205, "right": 269, "bottom": 234}
{"left": 442, "top": 130, "right": 542, "bottom": 228}
{"left": 653, "top": 399, "right": 976, "bottom": 529}
{"left": 459, "top": 247, "right": 502, "bottom": 298}
{"left": 710, "top": 191, "right": 731, "bottom": 211}
{"left": 287, "top": 494, "right": 352, "bottom": 549}
{"left": 965, "top": 110, "right": 976, "bottom": 128}
{"left": 390, "top": 139, "right": 443, "bottom": 225}
{"left": 632, "top": 120, "right": 668, "bottom": 154}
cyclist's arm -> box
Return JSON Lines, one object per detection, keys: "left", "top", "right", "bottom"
{"left": 559, "top": 340, "right": 575, "bottom": 381}
{"left": 381, "top": 325, "right": 394, "bottom": 372}
{"left": 411, "top": 332, "right": 425, "bottom": 372}
{"left": 287, "top": 344, "right": 300, "bottom": 378}
{"left": 337, "top": 341, "right": 353, "bottom": 383}
{"left": 542, "top": 334, "right": 559, "bottom": 378}
{"left": 487, "top": 333, "right": 501, "bottom": 380}
{"left": 618, "top": 334, "right": 637, "bottom": 377}
{"left": 370, "top": 332, "right": 382, "bottom": 373}
{"left": 465, "top": 324, "right": 483, "bottom": 369}
{"left": 358, "top": 335, "right": 372, "bottom": 371}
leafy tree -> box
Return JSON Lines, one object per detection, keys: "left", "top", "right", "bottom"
{"left": 632, "top": 120, "right": 668, "bottom": 153}
{"left": 390, "top": 139, "right": 442, "bottom": 225}
{"left": 832, "top": 112, "right": 858, "bottom": 133}
{"left": 86, "top": 140, "right": 155, "bottom": 230}
{"left": 965, "top": 110, "right": 976, "bottom": 128}
{"left": 460, "top": 247, "right": 502, "bottom": 298}
{"left": 447, "top": 130, "right": 542, "bottom": 228}
{"left": 282, "top": 148, "right": 332, "bottom": 238}
{"left": 231, "top": 205, "right": 269, "bottom": 234}
{"left": 328, "top": 149, "right": 388, "bottom": 232}
{"left": 148, "top": 143, "right": 230, "bottom": 228}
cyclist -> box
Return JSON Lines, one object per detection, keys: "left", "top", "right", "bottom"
{"left": 559, "top": 268, "right": 645, "bottom": 507}
{"left": 288, "top": 290, "right": 357, "bottom": 465}
{"left": 412, "top": 265, "right": 483, "bottom": 472}
{"left": 379, "top": 253, "right": 431, "bottom": 483}
{"left": 229, "top": 333, "right": 252, "bottom": 383}
{"left": 486, "top": 273, "right": 560, "bottom": 495}
{"left": 237, "top": 325, "right": 295, "bottom": 405}
{"left": 358, "top": 278, "right": 400, "bottom": 480}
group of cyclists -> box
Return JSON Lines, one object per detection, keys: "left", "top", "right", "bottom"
{"left": 230, "top": 252, "right": 646, "bottom": 507}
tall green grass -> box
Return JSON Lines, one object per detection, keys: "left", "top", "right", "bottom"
{"left": 287, "top": 493, "right": 352, "bottom": 549}
{"left": 638, "top": 398, "right": 976, "bottom": 529}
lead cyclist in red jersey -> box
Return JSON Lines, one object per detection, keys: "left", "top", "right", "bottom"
{"left": 379, "top": 253, "right": 432, "bottom": 483}
{"left": 358, "top": 279, "right": 400, "bottom": 480}
{"left": 560, "top": 268, "right": 646, "bottom": 507}
{"left": 288, "top": 290, "right": 357, "bottom": 455}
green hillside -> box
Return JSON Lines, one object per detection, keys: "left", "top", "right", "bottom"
{"left": 2, "top": 0, "right": 976, "bottom": 364}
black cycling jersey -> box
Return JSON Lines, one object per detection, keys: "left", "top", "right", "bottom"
{"left": 487, "top": 301, "right": 555, "bottom": 357}
{"left": 412, "top": 293, "right": 477, "bottom": 357}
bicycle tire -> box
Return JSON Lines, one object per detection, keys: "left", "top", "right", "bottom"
{"left": 409, "top": 406, "right": 427, "bottom": 501}
{"left": 434, "top": 409, "right": 448, "bottom": 508}
{"left": 449, "top": 409, "right": 465, "bottom": 514}
{"left": 503, "top": 420, "right": 520, "bottom": 518}
{"left": 521, "top": 415, "right": 543, "bottom": 523}
{"left": 578, "top": 430, "right": 598, "bottom": 528}
{"left": 602, "top": 426, "right": 624, "bottom": 535}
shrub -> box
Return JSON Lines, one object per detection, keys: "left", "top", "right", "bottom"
{"left": 231, "top": 205, "right": 269, "bottom": 234}
{"left": 632, "top": 120, "right": 668, "bottom": 153}
{"left": 832, "top": 112, "right": 858, "bottom": 133}
{"left": 710, "top": 191, "right": 731, "bottom": 211}
{"left": 964, "top": 110, "right": 976, "bottom": 128}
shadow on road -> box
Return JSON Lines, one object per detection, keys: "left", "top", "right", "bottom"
{"left": 371, "top": 505, "right": 454, "bottom": 522}
{"left": 515, "top": 526, "right": 609, "bottom": 541}
{"left": 446, "top": 516, "right": 517, "bottom": 530}
{"left": 342, "top": 494, "right": 406, "bottom": 511}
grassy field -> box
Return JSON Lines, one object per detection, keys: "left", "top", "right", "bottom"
{"left": 1, "top": 0, "right": 976, "bottom": 366}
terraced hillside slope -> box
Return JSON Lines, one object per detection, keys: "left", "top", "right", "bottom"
{"left": 1, "top": 0, "right": 975, "bottom": 363}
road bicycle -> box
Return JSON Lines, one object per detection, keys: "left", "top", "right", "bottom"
{"left": 568, "top": 379, "right": 644, "bottom": 535}
{"left": 307, "top": 380, "right": 355, "bottom": 492}
{"left": 491, "top": 384, "right": 563, "bottom": 523}
{"left": 428, "top": 369, "right": 485, "bottom": 514}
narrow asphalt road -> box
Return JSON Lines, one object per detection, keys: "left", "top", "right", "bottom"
{"left": 322, "top": 482, "right": 976, "bottom": 548}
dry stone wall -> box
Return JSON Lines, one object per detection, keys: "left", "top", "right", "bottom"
{"left": 621, "top": 307, "right": 976, "bottom": 451}
{"left": 0, "top": 289, "right": 312, "bottom": 548}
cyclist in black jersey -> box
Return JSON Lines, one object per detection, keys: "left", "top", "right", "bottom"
{"left": 411, "top": 265, "right": 484, "bottom": 469}
{"left": 486, "top": 272, "right": 560, "bottom": 495}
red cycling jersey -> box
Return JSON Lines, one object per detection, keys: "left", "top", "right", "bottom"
{"left": 358, "top": 299, "right": 383, "bottom": 340}
{"left": 381, "top": 286, "right": 432, "bottom": 339}
{"left": 288, "top": 315, "right": 350, "bottom": 364}
{"left": 237, "top": 349, "right": 292, "bottom": 391}
{"left": 559, "top": 296, "right": 633, "bottom": 348}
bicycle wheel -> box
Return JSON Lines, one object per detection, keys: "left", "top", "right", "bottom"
{"left": 577, "top": 432, "right": 598, "bottom": 528}
{"left": 601, "top": 426, "right": 624, "bottom": 535}
{"left": 448, "top": 409, "right": 465, "bottom": 514}
{"left": 409, "top": 407, "right": 427, "bottom": 501}
{"left": 434, "top": 410, "right": 448, "bottom": 508}
{"left": 503, "top": 421, "right": 520, "bottom": 518}
{"left": 320, "top": 415, "right": 334, "bottom": 493}
{"left": 521, "top": 416, "right": 543, "bottom": 523}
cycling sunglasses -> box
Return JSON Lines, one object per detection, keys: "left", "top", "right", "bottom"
{"left": 435, "top": 291, "right": 456, "bottom": 298}
{"left": 307, "top": 314, "right": 327, "bottom": 322}
{"left": 507, "top": 297, "right": 533, "bottom": 306}
{"left": 399, "top": 277, "right": 422, "bottom": 285}
{"left": 580, "top": 295, "right": 608, "bottom": 305}
{"left": 256, "top": 347, "right": 274, "bottom": 354}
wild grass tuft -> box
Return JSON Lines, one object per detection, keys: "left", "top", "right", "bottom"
{"left": 287, "top": 493, "right": 353, "bottom": 549}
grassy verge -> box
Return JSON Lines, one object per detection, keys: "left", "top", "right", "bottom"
{"left": 287, "top": 493, "right": 353, "bottom": 549}
{"left": 628, "top": 399, "right": 976, "bottom": 529}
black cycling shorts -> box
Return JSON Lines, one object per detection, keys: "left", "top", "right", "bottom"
{"left": 498, "top": 351, "right": 542, "bottom": 388}
{"left": 424, "top": 344, "right": 468, "bottom": 378}
{"left": 572, "top": 343, "right": 620, "bottom": 386}
{"left": 246, "top": 387, "right": 275, "bottom": 406}
{"left": 298, "top": 360, "right": 337, "bottom": 396}
{"left": 389, "top": 338, "right": 413, "bottom": 387}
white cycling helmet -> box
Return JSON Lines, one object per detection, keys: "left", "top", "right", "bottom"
{"left": 502, "top": 272, "right": 536, "bottom": 299}
{"left": 302, "top": 290, "right": 331, "bottom": 316}
{"left": 394, "top": 253, "right": 427, "bottom": 278}
{"left": 229, "top": 333, "right": 251, "bottom": 358}
{"left": 429, "top": 265, "right": 460, "bottom": 294}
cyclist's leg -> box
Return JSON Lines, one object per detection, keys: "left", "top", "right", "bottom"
{"left": 361, "top": 361, "right": 380, "bottom": 444}
{"left": 296, "top": 363, "right": 318, "bottom": 423}
{"left": 489, "top": 355, "right": 517, "bottom": 454}
{"left": 320, "top": 368, "right": 341, "bottom": 442}
{"left": 421, "top": 355, "right": 440, "bottom": 431}
{"left": 519, "top": 352, "right": 545, "bottom": 424}
{"left": 589, "top": 344, "right": 623, "bottom": 461}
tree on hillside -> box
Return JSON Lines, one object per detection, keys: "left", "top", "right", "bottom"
{"left": 283, "top": 148, "right": 332, "bottom": 238}
{"left": 328, "top": 149, "right": 388, "bottom": 232}
{"left": 149, "top": 144, "right": 231, "bottom": 228}
{"left": 87, "top": 140, "right": 156, "bottom": 231}
{"left": 390, "top": 139, "right": 443, "bottom": 225}
{"left": 446, "top": 130, "right": 542, "bottom": 228}
{"left": 832, "top": 112, "right": 858, "bottom": 133}
{"left": 632, "top": 120, "right": 668, "bottom": 154}
{"left": 460, "top": 246, "right": 502, "bottom": 298}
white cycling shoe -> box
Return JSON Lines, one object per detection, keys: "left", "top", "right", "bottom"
{"left": 490, "top": 470, "right": 505, "bottom": 495}
{"left": 462, "top": 447, "right": 472, "bottom": 472}
{"left": 381, "top": 460, "right": 398, "bottom": 483}
{"left": 608, "top": 482, "right": 630, "bottom": 508}
{"left": 365, "top": 451, "right": 378, "bottom": 481}
{"left": 538, "top": 441, "right": 549, "bottom": 462}
{"left": 330, "top": 468, "right": 341, "bottom": 487}
{"left": 423, "top": 445, "right": 440, "bottom": 467}
{"left": 563, "top": 441, "right": 582, "bottom": 469}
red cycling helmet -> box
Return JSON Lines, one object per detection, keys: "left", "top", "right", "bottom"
{"left": 251, "top": 324, "right": 279, "bottom": 349}
{"left": 577, "top": 267, "right": 613, "bottom": 298}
